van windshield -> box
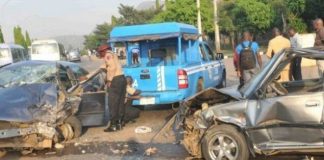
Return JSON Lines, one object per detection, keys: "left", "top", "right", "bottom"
{"left": 126, "top": 38, "right": 178, "bottom": 67}
{"left": 0, "top": 49, "right": 10, "bottom": 58}
{"left": 32, "top": 43, "right": 59, "bottom": 54}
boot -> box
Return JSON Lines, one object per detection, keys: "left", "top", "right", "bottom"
{"left": 104, "top": 121, "right": 118, "bottom": 132}
{"left": 116, "top": 119, "right": 124, "bottom": 130}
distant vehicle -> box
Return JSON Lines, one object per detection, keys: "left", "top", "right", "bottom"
{"left": 67, "top": 50, "right": 81, "bottom": 62}
{"left": 110, "top": 22, "right": 226, "bottom": 105}
{"left": 0, "top": 43, "right": 28, "bottom": 68}
{"left": 31, "top": 39, "right": 67, "bottom": 61}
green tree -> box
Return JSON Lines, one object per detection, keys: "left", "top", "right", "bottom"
{"left": 301, "top": 0, "right": 324, "bottom": 32}
{"left": 0, "top": 27, "right": 4, "bottom": 43}
{"left": 218, "top": 0, "right": 273, "bottom": 48}
{"left": 117, "top": 4, "right": 161, "bottom": 25}
{"left": 234, "top": 0, "right": 274, "bottom": 32}
{"left": 13, "top": 26, "right": 27, "bottom": 48}
{"left": 284, "top": 0, "right": 306, "bottom": 32}
{"left": 153, "top": 0, "right": 214, "bottom": 34}
{"left": 84, "top": 4, "right": 161, "bottom": 50}
{"left": 84, "top": 23, "right": 114, "bottom": 50}
{"left": 25, "top": 31, "right": 31, "bottom": 47}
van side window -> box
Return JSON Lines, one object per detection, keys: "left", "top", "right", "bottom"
{"left": 199, "top": 44, "right": 208, "bottom": 61}
{"left": 204, "top": 44, "right": 214, "bottom": 60}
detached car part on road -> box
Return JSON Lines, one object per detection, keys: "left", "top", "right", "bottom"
{"left": 176, "top": 47, "right": 324, "bottom": 160}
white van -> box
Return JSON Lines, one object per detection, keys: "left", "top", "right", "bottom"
{"left": 0, "top": 43, "right": 28, "bottom": 68}
{"left": 31, "top": 40, "right": 66, "bottom": 61}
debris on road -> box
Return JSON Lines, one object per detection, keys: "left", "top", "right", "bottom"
{"left": 110, "top": 148, "right": 120, "bottom": 154}
{"left": 55, "top": 143, "right": 65, "bottom": 149}
{"left": 45, "top": 151, "right": 56, "bottom": 155}
{"left": 144, "top": 147, "right": 157, "bottom": 156}
{"left": 135, "top": 126, "right": 152, "bottom": 134}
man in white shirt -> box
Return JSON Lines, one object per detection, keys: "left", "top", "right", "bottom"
{"left": 288, "top": 27, "right": 303, "bottom": 80}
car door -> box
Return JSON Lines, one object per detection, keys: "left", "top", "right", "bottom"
{"left": 198, "top": 43, "right": 213, "bottom": 87}
{"left": 202, "top": 43, "right": 221, "bottom": 84}
{"left": 77, "top": 70, "right": 108, "bottom": 127}
{"left": 248, "top": 92, "right": 324, "bottom": 149}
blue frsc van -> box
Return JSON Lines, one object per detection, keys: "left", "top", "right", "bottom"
{"left": 110, "top": 22, "right": 226, "bottom": 105}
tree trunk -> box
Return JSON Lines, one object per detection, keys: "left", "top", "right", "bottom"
{"left": 281, "top": 13, "right": 287, "bottom": 33}
{"left": 230, "top": 32, "right": 235, "bottom": 51}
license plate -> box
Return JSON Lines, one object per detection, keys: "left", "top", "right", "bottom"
{"left": 139, "top": 97, "right": 155, "bottom": 105}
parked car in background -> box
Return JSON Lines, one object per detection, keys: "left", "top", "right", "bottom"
{"left": 67, "top": 50, "right": 81, "bottom": 62}
{"left": 0, "top": 61, "right": 139, "bottom": 157}
{"left": 0, "top": 43, "right": 28, "bottom": 68}
{"left": 176, "top": 47, "right": 324, "bottom": 160}
{"left": 110, "top": 22, "right": 226, "bottom": 106}
{"left": 31, "top": 39, "right": 67, "bottom": 61}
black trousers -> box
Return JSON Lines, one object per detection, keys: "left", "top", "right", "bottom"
{"left": 292, "top": 57, "right": 302, "bottom": 80}
{"left": 108, "top": 75, "right": 127, "bottom": 123}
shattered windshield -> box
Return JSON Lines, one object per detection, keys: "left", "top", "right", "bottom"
{"left": 0, "top": 63, "right": 57, "bottom": 88}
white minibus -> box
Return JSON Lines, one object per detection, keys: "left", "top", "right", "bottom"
{"left": 31, "top": 40, "right": 66, "bottom": 61}
{"left": 0, "top": 43, "right": 28, "bottom": 67}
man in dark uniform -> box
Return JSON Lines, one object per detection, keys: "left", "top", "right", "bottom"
{"left": 98, "top": 44, "right": 127, "bottom": 132}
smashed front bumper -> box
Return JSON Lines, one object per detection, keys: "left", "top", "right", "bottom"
{"left": 0, "top": 122, "right": 56, "bottom": 149}
{"left": 0, "top": 122, "right": 56, "bottom": 140}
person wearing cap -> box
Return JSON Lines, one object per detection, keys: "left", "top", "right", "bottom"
{"left": 98, "top": 44, "right": 127, "bottom": 132}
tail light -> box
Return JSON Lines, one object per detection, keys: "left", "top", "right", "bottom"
{"left": 178, "top": 69, "right": 188, "bottom": 89}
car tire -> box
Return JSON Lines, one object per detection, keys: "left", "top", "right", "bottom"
{"left": 197, "top": 79, "right": 204, "bottom": 93}
{"left": 65, "top": 116, "right": 82, "bottom": 138}
{"left": 202, "top": 125, "right": 249, "bottom": 160}
{"left": 217, "top": 71, "right": 226, "bottom": 88}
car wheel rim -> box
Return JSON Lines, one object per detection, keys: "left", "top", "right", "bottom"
{"left": 59, "top": 123, "right": 74, "bottom": 141}
{"left": 208, "top": 134, "right": 239, "bottom": 160}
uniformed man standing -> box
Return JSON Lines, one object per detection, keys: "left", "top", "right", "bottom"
{"left": 98, "top": 44, "right": 127, "bottom": 132}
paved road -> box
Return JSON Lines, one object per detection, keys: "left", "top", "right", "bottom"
{"left": 3, "top": 55, "right": 323, "bottom": 160}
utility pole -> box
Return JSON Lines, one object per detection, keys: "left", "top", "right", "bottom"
{"left": 197, "top": 0, "right": 202, "bottom": 41}
{"left": 214, "top": 0, "right": 221, "bottom": 52}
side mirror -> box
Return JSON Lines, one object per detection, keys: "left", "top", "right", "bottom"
{"left": 216, "top": 53, "right": 224, "bottom": 60}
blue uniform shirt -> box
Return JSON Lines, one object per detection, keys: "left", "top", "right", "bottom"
{"left": 236, "top": 41, "right": 259, "bottom": 55}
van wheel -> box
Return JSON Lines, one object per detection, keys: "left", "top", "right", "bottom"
{"left": 197, "top": 79, "right": 204, "bottom": 92}
{"left": 202, "top": 125, "right": 249, "bottom": 160}
{"left": 217, "top": 71, "right": 226, "bottom": 88}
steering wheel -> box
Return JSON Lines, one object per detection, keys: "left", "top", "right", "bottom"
{"left": 270, "top": 81, "right": 288, "bottom": 96}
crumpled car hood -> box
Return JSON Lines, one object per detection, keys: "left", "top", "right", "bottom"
{"left": 216, "top": 85, "right": 243, "bottom": 100}
{"left": 0, "top": 83, "right": 59, "bottom": 123}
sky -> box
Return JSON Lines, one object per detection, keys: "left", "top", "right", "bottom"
{"left": 0, "top": 0, "right": 147, "bottom": 42}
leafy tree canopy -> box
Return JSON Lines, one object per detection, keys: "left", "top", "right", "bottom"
{"left": 13, "top": 26, "right": 27, "bottom": 48}
{"left": 152, "top": 0, "right": 214, "bottom": 34}
{"left": 0, "top": 27, "right": 4, "bottom": 43}
{"left": 84, "top": 3, "right": 161, "bottom": 50}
